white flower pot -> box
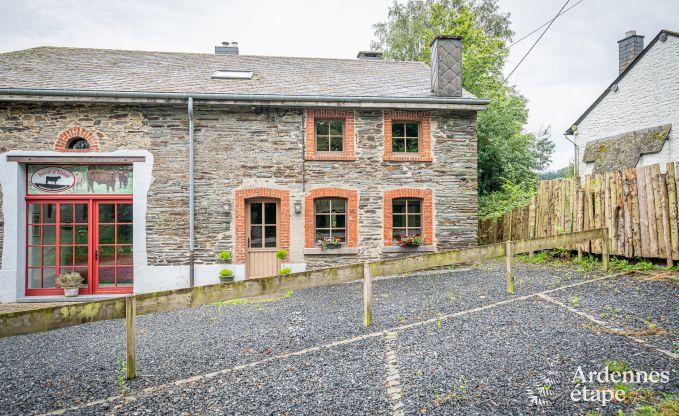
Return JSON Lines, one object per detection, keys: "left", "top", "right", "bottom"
{"left": 63, "top": 287, "right": 79, "bottom": 297}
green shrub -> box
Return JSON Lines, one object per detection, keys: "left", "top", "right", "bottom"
{"left": 276, "top": 249, "right": 288, "bottom": 261}
{"left": 478, "top": 180, "right": 535, "bottom": 220}
{"left": 218, "top": 250, "right": 232, "bottom": 262}
{"left": 278, "top": 267, "right": 292, "bottom": 275}
{"left": 219, "top": 268, "right": 233, "bottom": 277}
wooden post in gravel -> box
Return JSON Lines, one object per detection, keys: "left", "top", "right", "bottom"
{"left": 125, "top": 296, "right": 137, "bottom": 380}
{"left": 601, "top": 228, "right": 610, "bottom": 272}
{"left": 505, "top": 240, "right": 515, "bottom": 294}
{"left": 363, "top": 263, "right": 373, "bottom": 327}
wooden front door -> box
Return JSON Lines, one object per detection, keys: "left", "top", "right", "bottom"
{"left": 245, "top": 199, "right": 280, "bottom": 278}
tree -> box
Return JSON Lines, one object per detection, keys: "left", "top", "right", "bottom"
{"left": 372, "top": 0, "right": 554, "bottom": 196}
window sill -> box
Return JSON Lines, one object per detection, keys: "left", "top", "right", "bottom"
{"left": 383, "top": 155, "right": 432, "bottom": 162}
{"left": 305, "top": 154, "right": 357, "bottom": 161}
{"left": 382, "top": 245, "right": 436, "bottom": 253}
{"left": 304, "top": 247, "right": 359, "bottom": 255}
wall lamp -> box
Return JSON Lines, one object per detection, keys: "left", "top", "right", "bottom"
{"left": 294, "top": 201, "right": 302, "bottom": 214}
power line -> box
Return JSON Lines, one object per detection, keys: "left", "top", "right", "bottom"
{"left": 494, "top": 0, "right": 572, "bottom": 96}
{"left": 504, "top": 0, "right": 585, "bottom": 51}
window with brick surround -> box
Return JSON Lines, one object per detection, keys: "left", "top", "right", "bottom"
{"left": 383, "top": 111, "right": 432, "bottom": 161}
{"left": 305, "top": 110, "right": 355, "bottom": 161}
{"left": 392, "top": 198, "right": 422, "bottom": 242}
{"left": 315, "top": 120, "right": 344, "bottom": 152}
{"left": 383, "top": 189, "right": 433, "bottom": 246}
{"left": 391, "top": 122, "right": 420, "bottom": 153}
{"left": 305, "top": 188, "right": 358, "bottom": 248}
{"left": 54, "top": 127, "right": 100, "bottom": 152}
{"left": 314, "top": 198, "right": 347, "bottom": 244}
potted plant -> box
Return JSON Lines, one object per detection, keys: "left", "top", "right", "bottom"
{"left": 219, "top": 268, "right": 234, "bottom": 283}
{"left": 276, "top": 249, "right": 288, "bottom": 262}
{"left": 216, "top": 250, "right": 233, "bottom": 282}
{"left": 397, "top": 234, "right": 424, "bottom": 248}
{"left": 218, "top": 250, "right": 232, "bottom": 263}
{"left": 321, "top": 237, "right": 342, "bottom": 250}
{"left": 57, "top": 272, "right": 83, "bottom": 297}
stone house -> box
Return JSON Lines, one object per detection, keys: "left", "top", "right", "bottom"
{"left": 0, "top": 37, "right": 487, "bottom": 302}
{"left": 566, "top": 29, "right": 678, "bottom": 176}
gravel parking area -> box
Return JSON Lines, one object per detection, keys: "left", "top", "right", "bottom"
{"left": 0, "top": 261, "right": 676, "bottom": 415}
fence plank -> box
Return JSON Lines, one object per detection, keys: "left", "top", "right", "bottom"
{"left": 627, "top": 168, "right": 641, "bottom": 258}
{"left": 637, "top": 167, "right": 651, "bottom": 257}
{"left": 644, "top": 166, "right": 660, "bottom": 257}
{"left": 666, "top": 163, "right": 679, "bottom": 260}
{"left": 659, "top": 173, "right": 674, "bottom": 267}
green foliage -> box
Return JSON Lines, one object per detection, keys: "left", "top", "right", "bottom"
{"left": 278, "top": 267, "right": 292, "bottom": 275}
{"left": 219, "top": 268, "right": 233, "bottom": 277}
{"left": 478, "top": 179, "right": 534, "bottom": 220}
{"left": 276, "top": 249, "right": 288, "bottom": 261}
{"left": 284, "top": 290, "right": 295, "bottom": 298}
{"left": 570, "top": 296, "right": 580, "bottom": 308}
{"left": 116, "top": 355, "right": 129, "bottom": 395}
{"left": 575, "top": 254, "right": 598, "bottom": 272}
{"left": 57, "top": 272, "right": 83, "bottom": 288}
{"left": 372, "top": 0, "right": 554, "bottom": 215}
{"left": 604, "top": 359, "right": 632, "bottom": 374}
{"left": 539, "top": 164, "right": 574, "bottom": 180}
{"left": 519, "top": 251, "right": 550, "bottom": 264}
{"left": 218, "top": 250, "right": 232, "bottom": 262}
{"left": 610, "top": 257, "right": 655, "bottom": 271}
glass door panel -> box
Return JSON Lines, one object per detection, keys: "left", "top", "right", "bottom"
{"left": 249, "top": 201, "right": 278, "bottom": 248}
{"left": 26, "top": 202, "right": 89, "bottom": 292}
{"left": 96, "top": 202, "right": 133, "bottom": 290}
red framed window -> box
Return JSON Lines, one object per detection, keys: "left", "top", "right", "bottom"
{"left": 95, "top": 201, "right": 134, "bottom": 291}
{"left": 25, "top": 196, "right": 133, "bottom": 296}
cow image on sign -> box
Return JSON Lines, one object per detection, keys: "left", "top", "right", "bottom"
{"left": 87, "top": 170, "right": 118, "bottom": 193}
{"left": 30, "top": 167, "right": 76, "bottom": 192}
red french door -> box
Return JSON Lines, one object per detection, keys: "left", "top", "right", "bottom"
{"left": 25, "top": 197, "right": 133, "bottom": 296}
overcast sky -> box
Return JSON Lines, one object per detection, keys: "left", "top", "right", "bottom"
{"left": 1, "top": 0, "right": 677, "bottom": 170}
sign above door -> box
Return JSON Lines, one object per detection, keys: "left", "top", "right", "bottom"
{"left": 28, "top": 165, "right": 133, "bottom": 195}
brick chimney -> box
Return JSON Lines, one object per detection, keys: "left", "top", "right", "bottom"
{"left": 430, "top": 36, "right": 462, "bottom": 97}
{"left": 618, "top": 30, "right": 644, "bottom": 73}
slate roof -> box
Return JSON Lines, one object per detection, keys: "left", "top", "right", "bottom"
{"left": 582, "top": 124, "right": 672, "bottom": 174}
{"left": 0, "top": 46, "right": 479, "bottom": 101}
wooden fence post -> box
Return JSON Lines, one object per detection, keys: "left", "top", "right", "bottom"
{"left": 363, "top": 263, "right": 373, "bottom": 327}
{"left": 125, "top": 296, "right": 137, "bottom": 380}
{"left": 506, "top": 241, "right": 515, "bottom": 294}
{"left": 601, "top": 228, "right": 610, "bottom": 272}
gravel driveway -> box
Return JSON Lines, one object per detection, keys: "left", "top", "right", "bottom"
{"left": 0, "top": 261, "right": 676, "bottom": 415}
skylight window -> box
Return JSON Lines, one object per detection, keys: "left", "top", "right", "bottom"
{"left": 211, "top": 70, "right": 253, "bottom": 80}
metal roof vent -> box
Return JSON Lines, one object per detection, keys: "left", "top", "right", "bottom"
{"left": 215, "top": 41, "right": 239, "bottom": 55}
{"left": 356, "top": 51, "right": 384, "bottom": 60}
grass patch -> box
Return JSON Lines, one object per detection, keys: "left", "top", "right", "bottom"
{"left": 603, "top": 358, "right": 632, "bottom": 373}
{"left": 632, "top": 394, "right": 679, "bottom": 415}
{"left": 212, "top": 292, "right": 294, "bottom": 307}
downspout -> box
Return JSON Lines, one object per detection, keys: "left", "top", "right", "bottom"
{"left": 563, "top": 132, "right": 579, "bottom": 177}
{"left": 301, "top": 109, "right": 306, "bottom": 192}
{"left": 188, "top": 97, "right": 195, "bottom": 287}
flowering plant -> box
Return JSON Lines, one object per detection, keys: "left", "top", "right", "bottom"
{"left": 397, "top": 234, "right": 424, "bottom": 248}
{"left": 321, "top": 236, "right": 342, "bottom": 250}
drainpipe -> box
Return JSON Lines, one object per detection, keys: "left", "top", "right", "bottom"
{"left": 188, "top": 97, "right": 195, "bottom": 287}
{"left": 301, "top": 109, "right": 306, "bottom": 192}
{"left": 563, "top": 132, "right": 579, "bottom": 177}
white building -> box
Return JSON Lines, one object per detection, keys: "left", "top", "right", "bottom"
{"left": 566, "top": 30, "right": 679, "bottom": 176}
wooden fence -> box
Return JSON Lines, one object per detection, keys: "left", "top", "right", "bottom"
{"left": 0, "top": 228, "right": 609, "bottom": 379}
{"left": 479, "top": 162, "right": 679, "bottom": 265}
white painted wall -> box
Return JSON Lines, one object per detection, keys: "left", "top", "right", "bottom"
{"left": 576, "top": 34, "right": 679, "bottom": 176}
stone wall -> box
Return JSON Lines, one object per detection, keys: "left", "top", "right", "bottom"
{"left": 0, "top": 101, "right": 478, "bottom": 270}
